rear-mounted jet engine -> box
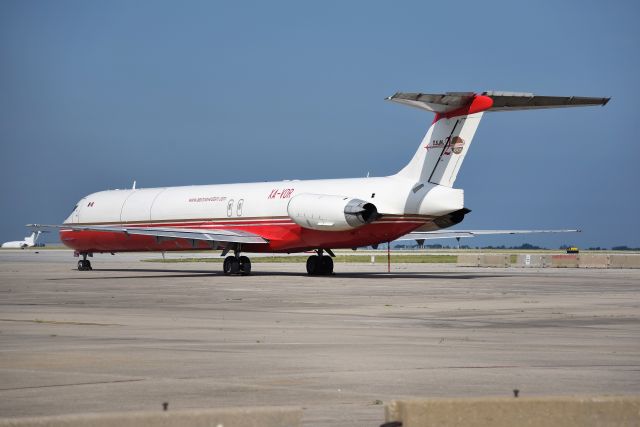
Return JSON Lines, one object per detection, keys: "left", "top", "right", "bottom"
{"left": 287, "top": 193, "right": 380, "bottom": 231}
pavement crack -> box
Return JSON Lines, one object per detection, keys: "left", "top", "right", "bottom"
{"left": 0, "top": 378, "right": 145, "bottom": 392}
{"left": 0, "top": 319, "right": 122, "bottom": 326}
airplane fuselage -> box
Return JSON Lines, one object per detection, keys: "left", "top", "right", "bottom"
{"left": 1, "top": 241, "right": 30, "bottom": 249}
{"left": 60, "top": 175, "right": 463, "bottom": 253}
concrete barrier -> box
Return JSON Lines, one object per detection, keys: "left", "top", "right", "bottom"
{"left": 457, "top": 254, "right": 480, "bottom": 267}
{"left": 384, "top": 396, "right": 640, "bottom": 427}
{"left": 609, "top": 254, "right": 640, "bottom": 269}
{"left": 457, "top": 254, "right": 509, "bottom": 268}
{"left": 0, "top": 407, "right": 302, "bottom": 427}
{"left": 461, "top": 253, "right": 640, "bottom": 269}
{"left": 578, "top": 254, "right": 610, "bottom": 268}
{"left": 480, "top": 254, "right": 510, "bottom": 268}
{"left": 515, "top": 254, "right": 550, "bottom": 268}
{"left": 551, "top": 254, "right": 579, "bottom": 268}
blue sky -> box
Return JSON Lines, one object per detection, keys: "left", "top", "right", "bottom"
{"left": 1, "top": 0, "right": 638, "bottom": 248}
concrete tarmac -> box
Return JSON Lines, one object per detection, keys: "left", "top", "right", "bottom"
{"left": 1, "top": 250, "right": 639, "bottom": 426}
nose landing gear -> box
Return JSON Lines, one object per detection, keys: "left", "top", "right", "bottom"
{"left": 77, "top": 253, "right": 92, "bottom": 271}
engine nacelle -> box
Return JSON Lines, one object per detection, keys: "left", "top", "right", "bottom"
{"left": 287, "top": 193, "right": 380, "bottom": 231}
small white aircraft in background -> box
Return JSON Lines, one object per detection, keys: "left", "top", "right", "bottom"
{"left": 31, "top": 91, "right": 608, "bottom": 274}
{"left": 1, "top": 231, "right": 43, "bottom": 249}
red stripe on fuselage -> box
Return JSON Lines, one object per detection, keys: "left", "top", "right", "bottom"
{"left": 59, "top": 219, "right": 428, "bottom": 253}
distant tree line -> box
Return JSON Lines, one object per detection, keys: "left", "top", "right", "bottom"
{"left": 390, "top": 243, "right": 640, "bottom": 250}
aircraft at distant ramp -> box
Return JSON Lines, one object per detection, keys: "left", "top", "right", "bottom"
{"left": 2, "top": 231, "right": 43, "bottom": 249}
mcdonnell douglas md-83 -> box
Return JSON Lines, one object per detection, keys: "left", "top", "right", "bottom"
{"left": 32, "top": 91, "right": 609, "bottom": 275}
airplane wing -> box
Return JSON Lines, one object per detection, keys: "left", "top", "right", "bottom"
{"left": 398, "top": 229, "right": 580, "bottom": 241}
{"left": 28, "top": 224, "right": 268, "bottom": 244}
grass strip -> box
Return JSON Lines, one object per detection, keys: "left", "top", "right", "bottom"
{"left": 142, "top": 254, "right": 457, "bottom": 264}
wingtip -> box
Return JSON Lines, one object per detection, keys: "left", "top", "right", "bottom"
{"left": 386, "top": 92, "right": 404, "bottom": 101}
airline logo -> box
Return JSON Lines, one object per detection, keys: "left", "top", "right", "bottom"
{"left": 451, "top": 136, "right": 465, "bottom": 154}
{"left": 425, "top": 136, "right": 465, "bottom": 155}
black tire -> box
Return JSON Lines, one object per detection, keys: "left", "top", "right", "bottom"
{"left": 239, "top": 256, "right": 251, "bottom": 276}
{"left": 321, "top": 256, "right": 333, "bottom": 275}
{"left": 306, "top": 255, "right": 319, "bottom": 275}
{"left": 223, "top": 256, "right": 238, "bottom": 275}
{"left": 77, "top": 260, "right": 92, "bottom": 271}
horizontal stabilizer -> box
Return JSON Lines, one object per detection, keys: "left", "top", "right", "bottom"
{"left": 387, "top": 91, "right": 610, "bottom": 114}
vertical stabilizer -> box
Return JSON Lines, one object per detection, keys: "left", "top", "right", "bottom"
{"left": 388, "top": 91, "right": 609, "bottom": 187}
{"left": 395, "top": 112, "right": 483, "bottom": 186}
{"left": 24, "top": 231, "right": 41, "bottom": 247}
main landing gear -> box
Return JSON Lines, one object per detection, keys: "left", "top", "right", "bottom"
{"left": 306, "top": 249, "right": 334, "bottom": 276}
{"left": 77, "top": 253, "right": 92, "bottom": 271}
{"left": 222, "top": 246, "right": 251, "bottom": 276}
{"left": 223, "top": 255, "right": 251, "bottom": 275}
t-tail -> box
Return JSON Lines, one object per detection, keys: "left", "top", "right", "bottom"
{"left": 24, "top": 231, "right": 42, "bottom": 247}
{"left": 389, "top": 91, "right": 610, "bottom": 187}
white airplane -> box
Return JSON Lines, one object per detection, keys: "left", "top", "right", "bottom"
{"left": 31, "top": 91, "right": 608, "bottom": 274}
{"left": 1, "top": 231, "right": 43, "bottom": 249}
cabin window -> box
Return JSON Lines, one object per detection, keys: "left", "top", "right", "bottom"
{"left": 237, "top": 199, "right": 244, "bottom": 217}
{"left": 227, "top": 199, "right": 234, "bottom": 217}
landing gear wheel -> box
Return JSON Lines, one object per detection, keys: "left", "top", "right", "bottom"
{"left": 320, "top": 255, "right": 333, "bottom": 275}
{"left": 306, "top": 255, "right": 318, "bottom": 275}
{"left": 239, "top": 256, "right": 251, "bottom": 276}
{"left": 223, "top": 256, "right": 240, "bottom": 275}
{"left": 77, "top": 260, "right": 92, "bottom": 271}
{"left": 306, "top": 255, "right": 333, "bottom": 275}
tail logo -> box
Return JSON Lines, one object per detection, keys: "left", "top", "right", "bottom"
{"left": 451, "top": 136, "right": 465, "bottom": 154}
{"left": 425, "top": 136, "right": 465, "bottom": 155}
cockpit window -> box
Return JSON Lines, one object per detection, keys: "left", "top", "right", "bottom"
{"left": 70, "top": 205, "right": 78, "bottom": 215}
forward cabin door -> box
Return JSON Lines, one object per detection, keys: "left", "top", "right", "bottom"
{"left": 120, "top": 189, "right": 167, "bottom": 224}
{"left": 72, "top": 205, "right": 80, "bottom": 223}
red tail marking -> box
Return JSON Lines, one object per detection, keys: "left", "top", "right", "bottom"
{"left": 434, "top": 95, "right": 494, "bottom": 122}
